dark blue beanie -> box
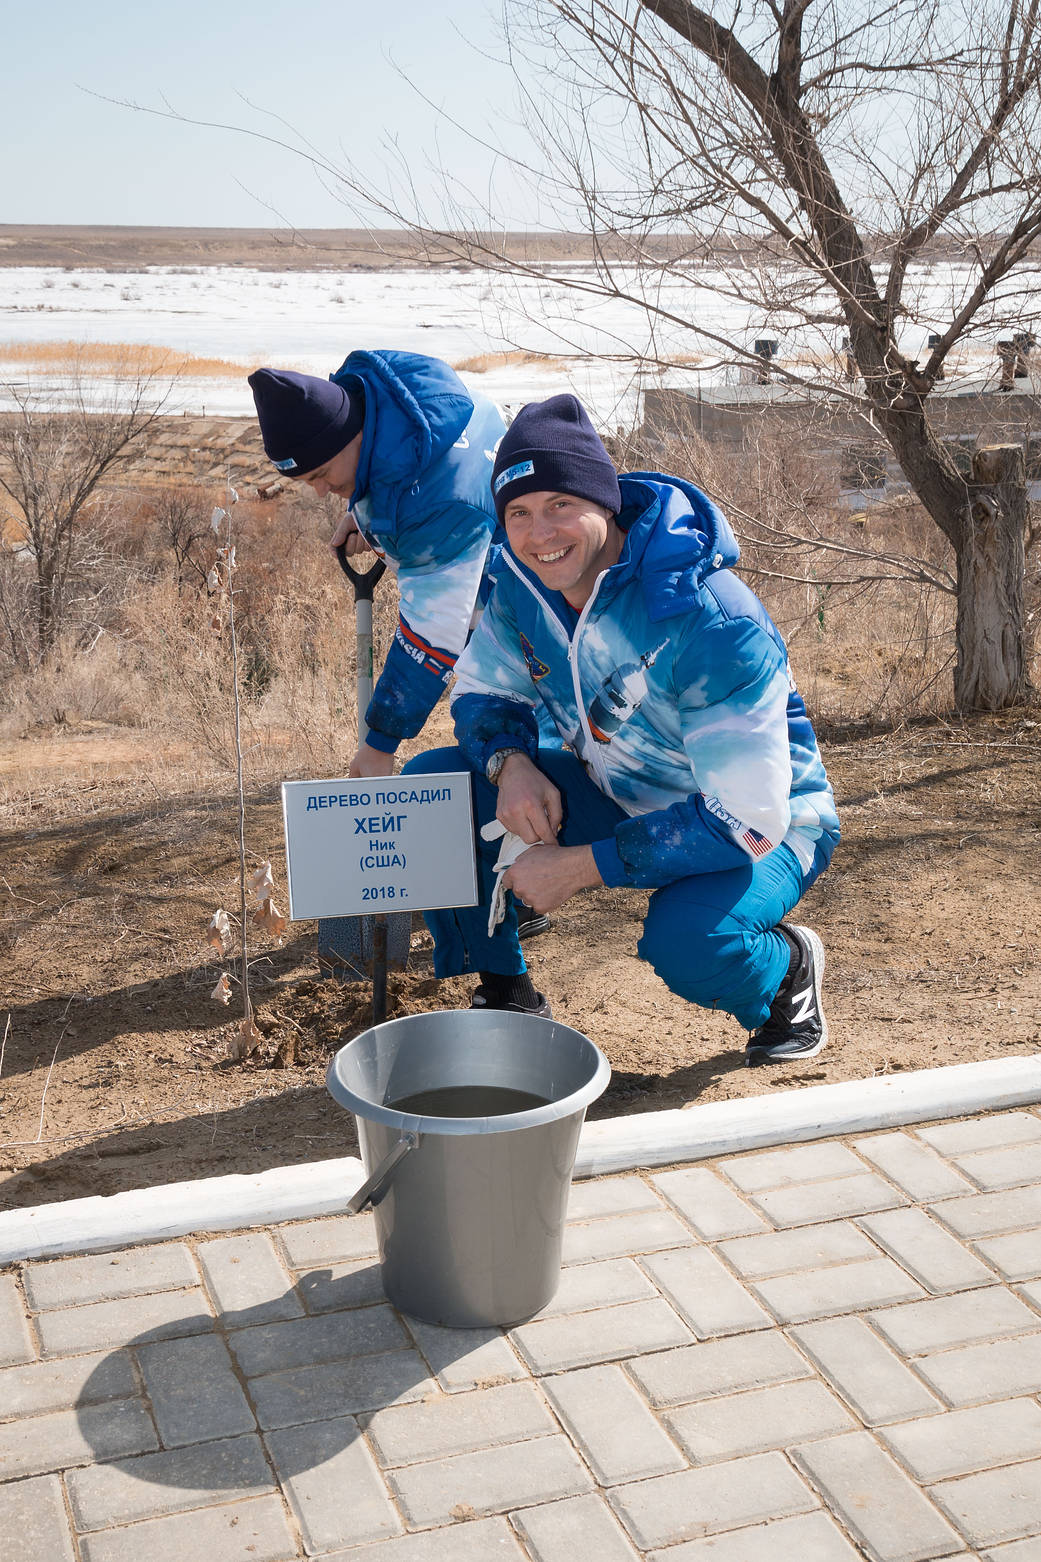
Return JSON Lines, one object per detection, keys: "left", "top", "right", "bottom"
{"left": 248, "top": 369, "right": 366, "bottom": 476}
{"left": 491, "top": 393, "right": 621, "bottom": 521}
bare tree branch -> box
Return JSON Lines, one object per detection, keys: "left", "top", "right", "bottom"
{"left": 0, "top": 364, "right": 170, "bottom": 660}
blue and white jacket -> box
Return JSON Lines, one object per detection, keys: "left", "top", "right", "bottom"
{"left": 330, "top": 350, "right": 506, "bottom": 751}
{"left": 451, "top": 473, "right": 839, "bottom": 888}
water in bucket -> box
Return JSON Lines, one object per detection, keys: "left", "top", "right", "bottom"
{"left": 386, "top": 1084, "right": 550, "bottom": 1116}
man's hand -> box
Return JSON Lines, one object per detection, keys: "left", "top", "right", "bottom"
{"left": 330, "top": 511, "right": 373, "bottom": 558}
{"left": 495, "top": 753, "right": 563, "bottom": 844}
{"left": 504, "top": 842, "right": 602, "bottom": 915}
{"left": 348, "top": 743, "right": 396, "bottom": 778}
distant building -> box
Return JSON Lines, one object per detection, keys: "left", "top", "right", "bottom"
{"left": 640, "top": 349, "right": 1041, "bottom": 498}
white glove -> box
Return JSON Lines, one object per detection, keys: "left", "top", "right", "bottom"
{"left": 481, "top": 819, "right": 531, "bottom": 938}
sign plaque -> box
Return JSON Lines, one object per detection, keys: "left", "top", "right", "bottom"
{"left": 281, "top": 772, "right": 478, "bottom": 920}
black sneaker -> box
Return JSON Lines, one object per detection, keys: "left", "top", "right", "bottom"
{"left": 471, "top": 985, "right": 553, "bottom": 1018}
{"left": 746, "top": 924, "right": 827, "bottom": 1067}
{"left": 516, "top": 901, "right": 552, "bottom": 940}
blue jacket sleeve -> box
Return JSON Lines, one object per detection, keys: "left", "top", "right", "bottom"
{"left": 364, "top": 630, "right": 458, "bottom": 750}
{"left": 592, "top": 794, "right": 766, "bottom": 886}
{"left": 452, "top": 693, "right": 541, "bottom": 774}
{"left": 593, "top": 617, "right": 795, "bottom": 887}
{"left": 362, "top": 502, "right": 493, "bottom": 749}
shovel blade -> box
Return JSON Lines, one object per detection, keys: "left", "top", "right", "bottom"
{"left": 317, "top": 914, "right": 412, "bottom": 982}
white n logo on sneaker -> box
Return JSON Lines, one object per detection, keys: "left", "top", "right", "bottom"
{"left": 789, "top": 982, "right": 816, "bottom": 1025}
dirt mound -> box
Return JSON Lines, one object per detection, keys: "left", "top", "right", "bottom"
{"left": 1, "top": 714, "right": 1039, "bottom": 1210}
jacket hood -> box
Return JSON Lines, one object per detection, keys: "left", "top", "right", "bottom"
{"left": 330, "top": 350, "right": 475, "bottom": 499}
{"left": 501, "top": 471, "right": 738, "bottom": 623}
{"left": 604, "top": 473, "right": 740, "bottom": 623}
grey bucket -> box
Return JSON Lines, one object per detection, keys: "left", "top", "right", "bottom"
{"left": 326, "top": 1009, "right": 610, "bottom": 1327}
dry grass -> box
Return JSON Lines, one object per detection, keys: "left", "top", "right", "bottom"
{"left": 455, "top": 348, "right": 710, "bottom": 376}
{"left": 452, "top": 349, "right": 568, "bottom": 374}
{"left": 2, "top": 412, "right": 1038, "bottom": 796}
{"left": 0, "top": 485, "right": 398, "bottom": 790}
{"left": 0, "top": 341, "right": 259, "bottom": 379}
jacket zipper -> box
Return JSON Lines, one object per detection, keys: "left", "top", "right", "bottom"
{"left": 569, "top": 577, "right": 619, "bottom": 802}
{"left": 501, "top": 553, "right": 619, "bottom": 803}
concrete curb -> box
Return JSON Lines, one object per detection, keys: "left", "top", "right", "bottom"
{"left": 0, "top": 1156, "right": 368, "bottom": 1266}
{"left": 574, "top": 1053, "right": 1041, "bottom": 1177}
{"left": 2, "top": 1054, "right": 1039, "bottom": 1265}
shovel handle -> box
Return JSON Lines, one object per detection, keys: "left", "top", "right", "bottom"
{"left": 347, "top": 1132, "right": 419, "bottom": 1214}
{"left": 335, "top": 544, "right": 386, "bottom": 599}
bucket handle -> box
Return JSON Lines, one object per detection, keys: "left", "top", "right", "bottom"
{"left": 347, "top": 1132, "right": 419, "bottom": 1214}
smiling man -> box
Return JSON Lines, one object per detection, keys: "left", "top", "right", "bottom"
{"left": 248, "top": 353, "right": 506, "bottom": 779}
{"left": 403, "top": 393, "right": 840, "bottom": 1057}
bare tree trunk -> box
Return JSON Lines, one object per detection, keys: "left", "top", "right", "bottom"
{"left": 955, "top": 446, "right": 1031, "bottom": 711}
{"left": 860, "top": 398, "right": 1031, "bottom": 711}
{"left": 37, "top": 563, "right": 56, "bottom": 658}
{"left": 868, "top": 396, "right": 966, "bottom": 549}
{"left": 500, "top": 0, "right": 1041, "bottom": 714}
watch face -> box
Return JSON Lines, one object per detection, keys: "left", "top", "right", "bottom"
{"left": 488, "top": 748, "right": 520, "bottom": 784}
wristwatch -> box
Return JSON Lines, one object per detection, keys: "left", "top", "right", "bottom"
{"left": 486, "top": 747, "right": 524, "bottom": 786}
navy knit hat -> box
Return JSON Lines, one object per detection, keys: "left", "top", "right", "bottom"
{"left": 491, "top": 393, "right": 621, "bottom": 521}
{"left": 248, "top": 369, "right": 366, "bottom": 476}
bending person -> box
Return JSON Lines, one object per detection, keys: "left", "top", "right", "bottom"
{"left": 249, "top": 350, "right": 505, "bottom": 779}
{"left": 404, "top": 393, "right": 840, "bottom": 1060}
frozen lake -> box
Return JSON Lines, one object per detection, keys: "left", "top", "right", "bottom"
{"left": 0, "top": 260, "right": 1013, "bottom": 427}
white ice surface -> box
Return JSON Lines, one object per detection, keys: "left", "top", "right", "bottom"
{"left": 0, "top": 260, "right": 1009, "bottom": 427}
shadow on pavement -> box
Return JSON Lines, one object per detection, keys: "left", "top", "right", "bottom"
{"left": 73, "top": 1265, "right": 486, "bottom": 1489}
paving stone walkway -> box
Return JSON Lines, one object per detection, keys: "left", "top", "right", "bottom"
{"left": 4, "top": 1108, "right": 1041, "bottom": 1561}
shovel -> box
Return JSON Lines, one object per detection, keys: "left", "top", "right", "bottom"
{"left": 316, "top": 544, "right": 411, "bottom": 1021}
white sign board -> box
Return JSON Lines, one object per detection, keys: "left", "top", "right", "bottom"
{"left": 281, "top": 772, "right": 478, "bottom": 920}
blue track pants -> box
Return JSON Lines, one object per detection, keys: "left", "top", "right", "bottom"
{"left": 403, "top": 747, "right": 827, "bottom": 1031}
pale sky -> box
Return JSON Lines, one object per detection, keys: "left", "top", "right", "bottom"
{"left": 5, "top": 0, "right": 538, "bottom": 229}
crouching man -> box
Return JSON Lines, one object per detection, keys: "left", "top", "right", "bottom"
{"left": 404, "top": 394, "right": 840, "bottom": 1065}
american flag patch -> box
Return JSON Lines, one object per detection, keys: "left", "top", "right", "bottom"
{"left": 742, "top": 828, "right": 773, "bottom": 859}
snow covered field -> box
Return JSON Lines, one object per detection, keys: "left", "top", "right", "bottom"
{"left": 0, "top": 260, "right": 1011, "bottom": 428}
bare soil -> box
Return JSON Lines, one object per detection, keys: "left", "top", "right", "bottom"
{"left": 0, "top": 225, "right": 685, "bottom": 273}
{"left": 0, "top": 223, "right": 974, "bottom": 273}
{"left": 2, "top": 712, "right": 1040, "bottom": 1212}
